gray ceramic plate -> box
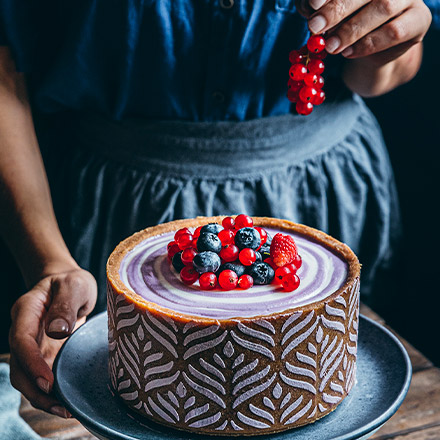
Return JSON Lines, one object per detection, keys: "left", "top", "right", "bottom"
{"left": 54, "top": 313, "right": 411, "bottom": 440}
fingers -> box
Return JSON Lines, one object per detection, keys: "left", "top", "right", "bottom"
{"left": 9, "top": 354, "right": 70, "bottom": 417}
{"left": 9, "top": 290, "right": 54, "bottom": 389}
{"left": 341, "top": 6, "right": 432, "bottom": 58}
{"left": 45, "top": 270, "right": 97, "bottom": 339}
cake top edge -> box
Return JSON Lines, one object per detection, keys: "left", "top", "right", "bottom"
{"left": 107, "top": 216, "right": 360, "bottom": 324}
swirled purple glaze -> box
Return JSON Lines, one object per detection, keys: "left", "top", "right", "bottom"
{"left": 119, "top": 228, "right": 348, "bottom": 319}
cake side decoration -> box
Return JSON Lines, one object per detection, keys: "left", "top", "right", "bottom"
{"left": 107, "top": 216, "right": 361, "bottom": 435}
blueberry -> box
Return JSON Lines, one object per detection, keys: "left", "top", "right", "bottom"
{"left": 193, "top": 251, "right": 221, "bottom": 274}
{"left": 197, "top": 232, "right": 222, "bottom": 253}
{"left": 172, "top": 251, "right": 185, "bottom": 273}
{"left": 217, "top": 262, "right": 247, "bottom": 278}
{"left": 259, "top": 243, "right": 271, "bottom": 260}
{"left": 255, "top": 251, "right": 263, "bottom": 263}
{"left": 200, "top": 223, "right": 223, "bottom": 235}
{"left": 247, "top": 262, "right": 275, "bottom": 285}
{"left": 265, "top": 233, "right": 272, "bottom": 246}
{"left": 235, "top": 227, "right": 261, "bottom": 250}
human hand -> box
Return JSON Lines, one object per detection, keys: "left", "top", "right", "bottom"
{"left": 296, "top": 0, "right": 431, "bottom": 65}
{"left": 9, "top": 266, "right": 97, "bottom": 417}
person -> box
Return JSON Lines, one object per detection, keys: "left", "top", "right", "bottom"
{"left": 0, "top": 0, "right": 432, "bottom": 419}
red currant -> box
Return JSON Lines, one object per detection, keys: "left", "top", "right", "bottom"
{"left": 264, "top": 257, "right": 277, "bottom": 270}
{"left": 239, "top": 248, "right": 257, "bottom": 266}
{"left": 235, "top": 214, "right": 253, "bottom": 229}
{"left": 174, "top": 228, "right": 191, "bottom": 241}
{"left": 289, "top": 63, "right": 308, "bottom": 81}
{"left": 167, "top": 241, "right": 177, "bottom": 251}
{"left": 289, "top": 50, "right": 304, "bottom": 64}
{"left": 274, "top": 266, "right": 292, "bottom": 285}
{"left": 287, "top": 89, "right": 299, "bottom": 103}
{"left": 181, "top": 247, "right": 197, "bottom": 266}
{"left": 218, "top": 270, "right": 238, "bottom": 290}
{"left": 167, "top": 243, "right": 181, "bottom": 260}
{"left": 287, "top": 78, "right": 304, "bottom": 92}
{"left": 312, "top": 89, "right": 325, "bottom": 105}
{"left": 307, "top": 58, "right": 325, "bottom": 75}
{"left": 296, "top": 100, "right": 314, "bottom": 115}
{"left": 180, "top": 266, "right": 199, "bottom": 285}
{"left": 176, "top": 232, "right": 193, "bottom": 250}
{"left": 310, "top": 50, "right": 327, "bottom": 60}
{"left": 307, "top": 35, "right": 326, "bottom": 53}
{"left": 192, "top": 237, "right": 199, "bottom": 249}
{"left": 299, "top": 86, "right": 318, "bottom": 103}
{"left": 199, "top": 272, "right": 217, "bottom": 290}
{"left": 282, "top": 273, "right": 300, "bottom": 292}
{"left": 218, "top": 229, "right": 236, "bottom": 245}
{"left": 238, "top": 274, "right": 254, "bottom": 290}
{"left": 292, "top": 253, "right": 302, "bottom": 269}
{"left": 219, "top": 244, "right": 240, "bottom": 262}
{"left": 193, "top": 226, "right": 203, "bottom": 238}
{"left": 284, "top": 263, "right": 298, "bottom": 274}
{"left": 222, "top": 216, "right": 236, "bottom": 230}
{"left": 254, "top": 227, "right": 268, "bottom": 245}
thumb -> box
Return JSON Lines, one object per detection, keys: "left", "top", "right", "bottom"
{"left": 46, "top": 270, "right": 97, "bottom": 339}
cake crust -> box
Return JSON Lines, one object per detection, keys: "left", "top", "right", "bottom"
{"left": 107, "top": 217, "right": 360, "bottom": 435}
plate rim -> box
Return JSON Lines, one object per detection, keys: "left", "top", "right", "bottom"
{"left": 53, "top": 313, "right": 412, "bottom": 440}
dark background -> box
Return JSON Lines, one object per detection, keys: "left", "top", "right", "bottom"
{"left": 1, "top": 29, "right": 439, "bottom": 366}
{"left": 365, "top": 28, "right": 440, "bottom": 366}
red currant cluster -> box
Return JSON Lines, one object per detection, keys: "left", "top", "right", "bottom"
{"left": 166, "top": 214, "right": 302, "bottom": 292}
{"left": 287, "top": 34, "right": 327, "bottom": 115}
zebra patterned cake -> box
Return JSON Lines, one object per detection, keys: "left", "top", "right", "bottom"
{"left": 106, "top": 216, "right": 361, "bottom": 435}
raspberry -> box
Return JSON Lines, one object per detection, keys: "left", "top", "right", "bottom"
{"left": 270, "top": 233, "right": 298, "bottom": 267}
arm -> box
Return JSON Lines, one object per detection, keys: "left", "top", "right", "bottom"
{"left": 297, "top": 0, "right": 432, "bottom": 97}
{"left": 0, "top": 46, "right": 97, "bottom": 415}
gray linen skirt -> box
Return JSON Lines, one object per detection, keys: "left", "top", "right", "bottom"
{"left": 34, "top": 88, "right": 400, "bottom": 314}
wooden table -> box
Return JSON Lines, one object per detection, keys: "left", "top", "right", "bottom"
{"left": 1, "top": 304, "right": 439, "bottom": 439}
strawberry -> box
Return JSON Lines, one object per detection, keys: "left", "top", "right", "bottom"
{"left": 270, "top": 233, "right": 298, "bottom": 267}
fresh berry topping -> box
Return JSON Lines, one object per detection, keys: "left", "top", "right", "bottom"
{"left": 218, "top": 262, "right": 247, "bottom": 278}
{"left": 172, "top": 251, "right": 185, "bottom": 273}
{"left": 167, "top": 241, "right": 177, "bottom": 251}
{"left": 274, "top": 265, "right": 293, "bottom": 285}
{"left": 219, "top": 244, "right": 240, "bottom": 262}
{"left": 167, "top": 243, "right": 181, "bottom": 260}
{"left": 218, "top": 228, "right": 236, "bottom": 245}
{"left": 199, "top": 272, "right": 217, "bottom": 290}
{"left": 254, "top": 226, "right": 268, "bottom": 245}
{"left": 292, "top": 253, "right": 302, "bottom": 269}
{"left": 174, "top": 228, "right": 191, "bottom": 241}
{"left": 181, "top": 247, "right": 197, "bottom": 266}
{"left": 193, "top": 226, "right": 203, "bottom": 238}
{"left": 193, "top": 251, "right": 221, "bottom": 274}
{"left": 235, "top": 214, "right": 254, "bottom": 229}
{"left": 238, "top": 274, "right": 254, "bottom": 290}
{"left": 176, "top": 232, "right": 193, "bottom": 250}
{"left": 296, "top": 100, "right": 314, "bottom": 116}
{"left": 270, "top": 233, "right": 298, "bottom": 267}
{"left": 284, "top": 263, "right": 298, "bottom": 274}
{"left": 180, "top": 266, "right": 199, "bottom": 285}
{"left": 247, "top": 262, "right": 275, "bottom": 285}
{"left": 307, "top": 34, "right": 326, "bottom": 53}
{"left": 259, "top": 244, "right": 271, "bottom": 260}
{"left": 200, "top": 223, "right": 223, "bottom": 235}
{"left": 197, "top": 232, "right": 222, "bottom": 253}
{"left": 239, "top": 248, "right": 257, "bottom": 266}
{"left": 282, "top": 273, "right": 300, "bottom": 291}
{"left": 222, "top": 216, "right": 236, "bottom": 230}
{"left": 255, "top": 251, "right": 263, "bottom": 263}
{"left": 218, "top": 270, "right": 238, "bottom": 290}
{"left": 192, "top": 237, "right": 199, "bottom": 249}
{"left": 289, "top": 63, "right": 307, "bottom": 81}
{"left": 263, "top": 257, "right": 277, "bottom": 270}
{"left": 234, "top": 227, "right": 261, "bottom": 250}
